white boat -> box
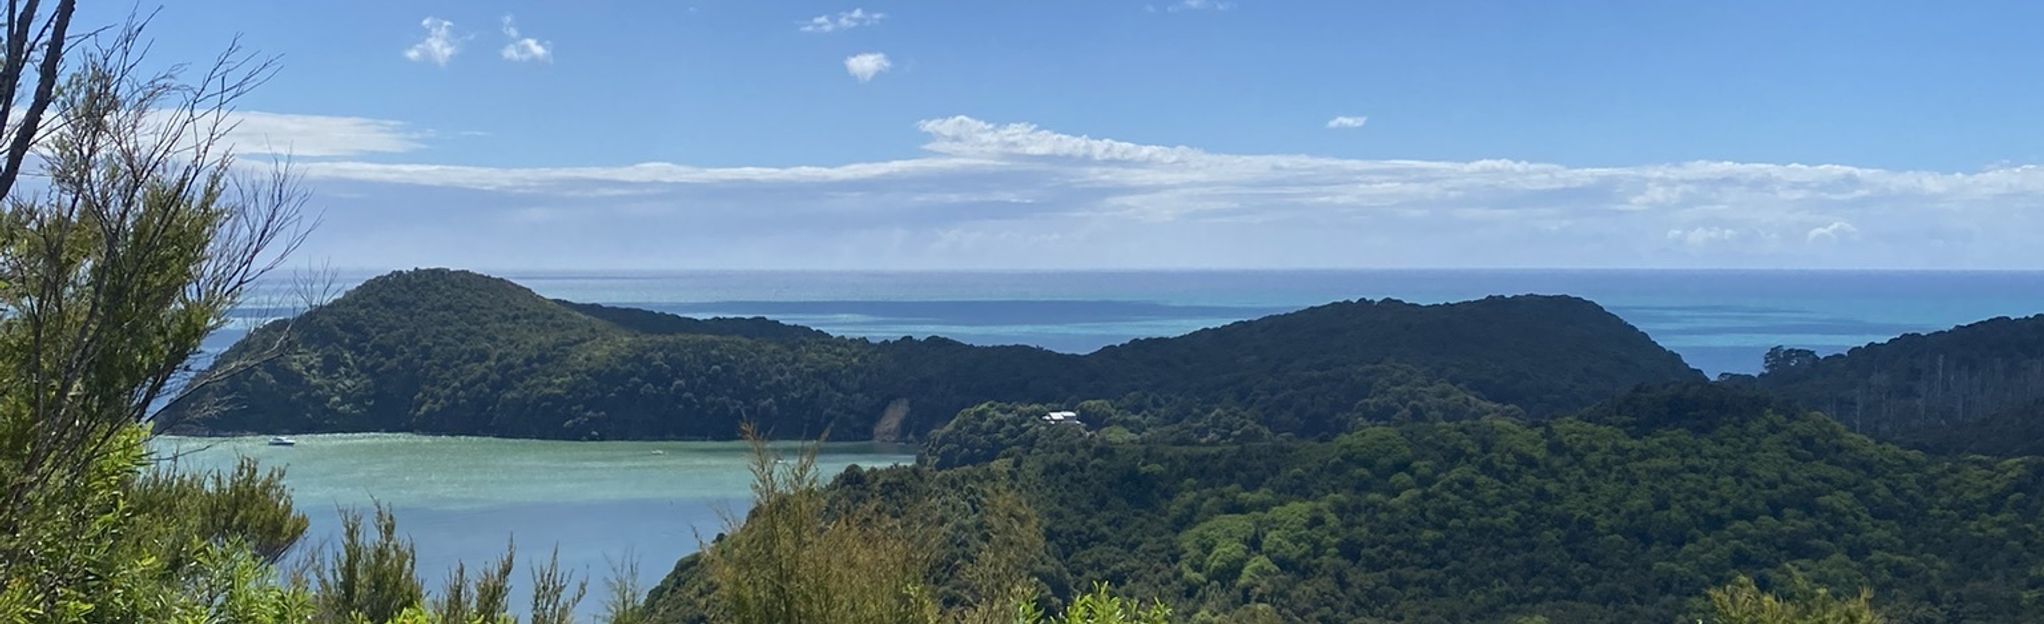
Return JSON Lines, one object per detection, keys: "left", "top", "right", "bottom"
{"left": 267, "top": 436, "right": 297, "bottom": 447}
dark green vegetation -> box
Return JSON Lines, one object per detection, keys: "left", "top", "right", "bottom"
{"left": 163, "top": 268, "right": 1702, "bottom": 441}
{"left": 640, "top": 428, "right": 1173, "bottom": 624}
{"left": 168, "top": 268, "right": 2044, "bottom": 622}
{"left": 1733, "top": 314, "right": 2044, "bottom": 456}
{"left": 650, "top": 386, "right": 2044, "bottom": 623}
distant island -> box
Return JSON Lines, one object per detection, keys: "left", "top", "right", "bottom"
{"left": 159, "top": 268, "right": 1702, "bottom": 441}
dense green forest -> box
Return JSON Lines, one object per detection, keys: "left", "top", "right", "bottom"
{"left": 1730, "top": 314, "right": 2044, "bottom": 456}
{"left": 161, "top": 268, "right": 1701, "bottom": 441}
{"left": 647, "top": 385, "right": 2044, "bottom": 623}
{"left": 158, "top": 269, "right": 2044, "bottom": 623}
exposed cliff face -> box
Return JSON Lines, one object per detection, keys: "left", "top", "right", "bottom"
{"left": 871, "top": 398, "right": 912, "bottom": 443}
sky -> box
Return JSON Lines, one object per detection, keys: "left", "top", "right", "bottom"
{"left": 81, "top": 1, "right": 2044, "bottom": 270}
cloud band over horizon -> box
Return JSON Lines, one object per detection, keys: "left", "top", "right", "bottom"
{"left": 231, "top": 112, "right": 2044, "bottom": 271}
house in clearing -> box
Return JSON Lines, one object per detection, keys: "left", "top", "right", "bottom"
{"left": 1041, "top": 410, "right": 1082, "bottom": 425}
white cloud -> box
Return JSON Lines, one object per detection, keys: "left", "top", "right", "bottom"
{"left": 403, "top": 17, "right": 461, "bottom": 67}
{"left": 1166, "top": 0, "right": 1235, "bottom": 12}
{"left": 801, "top": 9, "right": 886, "bottom": 33}
{"left": 917, "top": 116, "right": 1203, "bottom": 163}
{"left": 145, "top": 111, "right": 425, "bottom": 158}
{"left": 499, "top": 16, "right": 553, "bottom": 63}
{"left": 297, "top": 158, "right": 988, "bottom": 192}
{"left": 1326, "top": 116, "right": 1368, "bottom": 129}
{"left": 217, "top": 112, "right": 426, "bottom": 157}
{"left": 284, "top": 116, "right": 2044, "bottom": 269}
{"left": 844, "top": 52, "right": 892, "bottom": 82}
{"left": 1667, "top": 226, "right": 1740, "bottom": 248}
{"left": 1806, "top": 221, "right": 1859, "bottom": 243}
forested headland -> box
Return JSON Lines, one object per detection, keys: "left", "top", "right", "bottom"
{"left": 160, "top": 268, "right": 1703, "bottom": 442}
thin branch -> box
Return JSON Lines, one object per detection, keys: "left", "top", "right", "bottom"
{"left": 0, "top": 0, "right": 71, "bottom": 196}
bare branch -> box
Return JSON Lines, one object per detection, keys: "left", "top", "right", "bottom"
{"left": 0, "top": 0, "right": 72, "bottom": 197}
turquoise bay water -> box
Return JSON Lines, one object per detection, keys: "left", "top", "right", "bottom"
{"left": 154, "top": 435, "right": 912, "bottom": 617}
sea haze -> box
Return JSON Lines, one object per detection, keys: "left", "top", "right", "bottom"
{"left": 218, "top": 269, "right": 2044, "bottom": 378}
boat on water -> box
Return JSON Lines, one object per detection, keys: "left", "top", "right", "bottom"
{"left": 267, "top": 436, "right": 297, "bottom": 447}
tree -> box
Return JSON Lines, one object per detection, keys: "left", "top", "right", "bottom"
{"left": 0, "top": 0, "right": 81, "bottom": 198}
{"left": 1707, "top": 575, "right": 1883, "bottom": 624}
{"left": 698, "top": 426, "right": 939, "bottom": 624}
{"left": 1020, "top": 583, "right": 1172, "bottom": 624}
{"left": 0, "top": 10, "right": 307, "bottom": 613}
{"left": 1762, "top": 346, "right": 1820, "bottom": 377}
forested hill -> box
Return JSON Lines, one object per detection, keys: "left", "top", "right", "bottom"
{"left": 555, "top": 300, "right": 832, "bottom": 341}
{"left": 646, "top": 385, "right": 2044, "bottom": 623}
{"left": 158, "top": 268, "right": 1702, "bottom": 440}
{"left": 1093, "top": 294, "right": 1694, "bottom": 418}
{"left": 1734, "top": 313, "right": 2044, "bottom": 456}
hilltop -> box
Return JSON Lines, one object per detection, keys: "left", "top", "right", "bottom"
{"left": 1734, "top": 313, "right": 2044, "bottom": 455}
{"left": 159, "top": 268, "right": 1702, "bottom": 440}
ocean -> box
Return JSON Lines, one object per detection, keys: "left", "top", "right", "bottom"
{"left": 222, "top": 268, "right": 2044, "bottom": 377}
{"left": 173, "top": 269, "right": 2044, "bottom": 616}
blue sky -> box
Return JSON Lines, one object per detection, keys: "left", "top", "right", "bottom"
{"left": 95, "top": 1, "right": 2044, "bottom": 270}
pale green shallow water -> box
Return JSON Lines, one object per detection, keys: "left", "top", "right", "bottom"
{"left": 153, "top": 434, "right": 915, "bottom": 618}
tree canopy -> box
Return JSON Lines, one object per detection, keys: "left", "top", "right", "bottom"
{"left": 650, "top": 386, "right": 2044, "bottom": 623}
{"left": 164, "top": 269, "right": 1702, "bottom": 442}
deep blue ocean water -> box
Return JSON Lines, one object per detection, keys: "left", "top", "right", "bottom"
{"left": 221, "top": 269, "right": 2044, "bottom": 377}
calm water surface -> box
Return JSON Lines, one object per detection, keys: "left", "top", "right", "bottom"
{"left": 155, "top": 434, "right": 912, "bottom": 618}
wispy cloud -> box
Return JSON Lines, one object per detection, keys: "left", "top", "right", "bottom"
{"left": 403, "top": 17, "right": 461, "bottom": 67}
{"left": 1806, "top": 221, "right": 1859, "bottom": 243}
{"left": 1326, "top": 116, "right": 1368, "bottom": 129}
{"left": 298, "top": 158, "right": 986, "bottom": 192}
{"left": 801, "top": 9, "right": 885, "bottom": 33}
{"left": 844, "top": 52, "right": 892, "bottom": 82}
{"left": 212, "top": 111, "right": 427, "bottom": 157}
{"left": 1162, "top": 0, "right": 1235, "bottom": 12}
{"left": 499, "top": 15, "right": 553, "bottom": 63}
{"left": 917, "top": 116, "right": 1202, "bottom": 163}
{"left": 1667, "top": 226, "right": 1739, "bottom": 248}
{"left": 284, "top": 116, "right": 2044, "bottom": 269}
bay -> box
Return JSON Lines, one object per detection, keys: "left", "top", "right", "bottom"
{"left": 153, "top": 434, "right": 913, "bottom": 618}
